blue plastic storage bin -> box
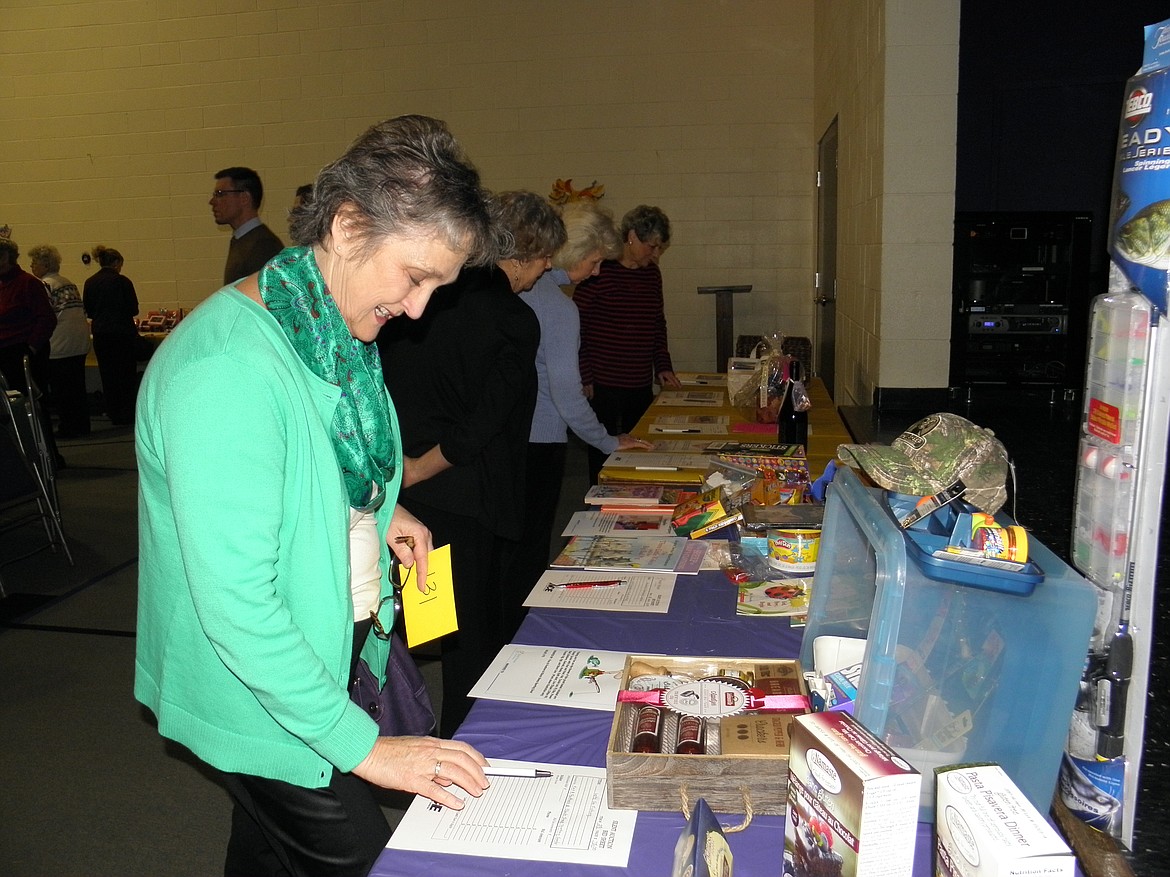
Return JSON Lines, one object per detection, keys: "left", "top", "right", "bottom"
{"left": 799, "top": 466, "right": 1096, "bottom": 821}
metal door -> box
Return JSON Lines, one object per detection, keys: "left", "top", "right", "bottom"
{"left": 815, "top": 118, "right": 839, "bottom": 397}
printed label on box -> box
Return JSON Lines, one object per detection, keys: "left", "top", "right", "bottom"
{"left": 936, "top": 763, "right": 1073, "bottom": 877}
{"left": 784, "top": 712, "right": 920, "bottom": 877}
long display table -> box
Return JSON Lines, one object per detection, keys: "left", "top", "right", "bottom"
{"left": 368, "top": 378, "right": 963, "bottom": 875}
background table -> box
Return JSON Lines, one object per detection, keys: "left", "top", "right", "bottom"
{"left": 627, "top": 376, "right": 849, "bottom": 482}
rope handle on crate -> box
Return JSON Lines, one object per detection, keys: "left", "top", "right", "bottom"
{"left": 678, "top": 784, "right": 754, "bottom": 833}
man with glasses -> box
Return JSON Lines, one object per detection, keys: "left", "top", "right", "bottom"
{"left": 210, "top": 167, "right": 285, "bottom": 284}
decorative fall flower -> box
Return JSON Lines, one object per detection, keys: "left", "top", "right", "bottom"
{"left": 549, "top": 178, "right": 605, "bottom": 205}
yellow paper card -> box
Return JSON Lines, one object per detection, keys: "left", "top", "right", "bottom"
{"left": 399, "top": 543, "right": 458, "bottom": 648}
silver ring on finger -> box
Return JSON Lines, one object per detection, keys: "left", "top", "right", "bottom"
{"left": 434, "top": 760, "right": 442, "bottom": 778}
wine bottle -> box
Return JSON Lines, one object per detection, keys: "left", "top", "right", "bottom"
{"left": 778, "top": 360, "right": 808, "bottom": 447}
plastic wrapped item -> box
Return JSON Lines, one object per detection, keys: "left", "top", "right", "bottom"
{"left": 728, "top": 331, "right": 795, "bottom": 422}
{"left": 720, "top": 539, "right": 775, "bottom": 585}
{"left": 789, "top": 374, "right": 811, "bottom": 413}
{"left": 703, "top": 458, "right": 758, "bottom": 502}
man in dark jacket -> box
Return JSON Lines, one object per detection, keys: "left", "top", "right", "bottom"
{"left": 209, "top": 166, "right": 285, "bottom": 284}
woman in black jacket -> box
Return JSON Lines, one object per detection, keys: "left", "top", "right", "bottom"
{"left": 83, "top": 245, "right": 139, "bottom": 425}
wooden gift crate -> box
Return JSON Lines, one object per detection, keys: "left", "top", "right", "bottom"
{"left": 606, "top": 655, "right": 808, "bottom": 814}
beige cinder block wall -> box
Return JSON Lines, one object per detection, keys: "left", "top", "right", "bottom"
{"left": 813, "top": 1, "right": 959, "bottom": 406}
{"left": 2, "top": 0, "right": 814, "bottom": 376}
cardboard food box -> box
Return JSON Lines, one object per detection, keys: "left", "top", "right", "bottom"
{"left": 935, "top": 764, "right": 1074, "bottom": 877}
{"left": 606, "top": 655, "right": 808, "bottom": 814}
{"left": 784, "top": 711, "right": 920, "bottom": 877}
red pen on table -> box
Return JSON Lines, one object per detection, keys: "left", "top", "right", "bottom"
{"left": 545, "top": 579, "right": 627, "bottom": 591}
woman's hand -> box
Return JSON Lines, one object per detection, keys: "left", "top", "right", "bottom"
{"left": 616, "top": 433, "right": 653, "bottom": 450}
{"left": 387, "top": 504, "right": 433, "bottom": 593}
{"left": 657, "top": 370, "right": 682, "bottom": 390}
{"left": 352, "top": 735, "right": 489, "bottom": 810}
{"left": 582, "top": 382, "right": 594, "bottom": 400}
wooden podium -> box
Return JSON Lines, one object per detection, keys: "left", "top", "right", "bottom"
{"left": 697, "top": 285, "right": 752, "bottom": 369}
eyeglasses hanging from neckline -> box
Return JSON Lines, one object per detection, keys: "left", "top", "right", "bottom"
{"left": 370, "top": 534, "right": 416, "bottom": 640}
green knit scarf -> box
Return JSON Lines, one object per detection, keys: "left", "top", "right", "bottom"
{"left": 258, "top": 247, "right": 395, "bottom": 510}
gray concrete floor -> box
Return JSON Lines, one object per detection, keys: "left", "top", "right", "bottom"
{"left": 0, "top": 419, "right": 587, "bottom": 876}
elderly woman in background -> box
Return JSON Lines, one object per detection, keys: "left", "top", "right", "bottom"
{"left": 82, "top": 245, "right": 139, "bottom": 426}
{"left": 0, "top": 238, "right": 56, "bottom": 394}
{"left": 574, "top": 204, "right": 679, "bottom": 483}
{"left": 0, "top": 238, "right": 61, "bottom": 465}
{"left": 28, "top": 245, "right": 91, "bottom": 438}
{"left": 378, "top": 190, "right": 565, "bottom": 736}
{"left": 505, "top": 202, "right": 654, "bottom": 629}
{"left": 135, "top": 115, "right": 496, "bottom": 877}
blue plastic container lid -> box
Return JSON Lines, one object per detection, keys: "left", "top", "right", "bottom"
{"left": 885, "top": 492, "right": 1044, "bottom": 595}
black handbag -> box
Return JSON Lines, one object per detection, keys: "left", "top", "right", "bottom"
{"left": 349, "top": 631, "right": 437, "bottom": 737}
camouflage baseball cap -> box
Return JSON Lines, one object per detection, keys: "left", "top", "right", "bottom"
{"left": 837, "top": 412, "right": 1009, "bottom": 513}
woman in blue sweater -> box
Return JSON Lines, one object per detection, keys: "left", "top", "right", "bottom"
{"left": 505, "top": 202, "right": 653, "bottom": 630}
{"left": 135, "top": 116, "right": 496, "bottom": 877}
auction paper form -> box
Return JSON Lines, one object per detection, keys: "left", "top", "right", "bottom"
{"left": 561, "top": 510, "right": 674, "bottom": 539}
{"left": 523, "top": 570, "right": 677, "bottom": 613}
{"left": 650, "top": 438, "right": 712, "bottom": 453}
{"left": 602, "top": 451, "right": 712, "bottom": 470}
{"left": 654, "top": 414, "right": 729, "bottom": 426}
{"left": 468, "top": 644, "right": 630, "bottom": 710}
{"left": 387, "top": 759, "right": 637, "bottom": 867}
{"left": 651, "top": 390, "right": 724, "bottom": 407}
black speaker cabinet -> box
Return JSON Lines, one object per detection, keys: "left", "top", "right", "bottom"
{"left": 949, "top": 212, "right": 1092, "bottom": 389}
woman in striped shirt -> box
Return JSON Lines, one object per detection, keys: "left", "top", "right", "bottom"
{"left": 575, "top": 204, "right": 680, "bottom": 483}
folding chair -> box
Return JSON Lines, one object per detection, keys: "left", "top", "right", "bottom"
{"left": 0, "top": 358, "right": 74, "bottom": 597}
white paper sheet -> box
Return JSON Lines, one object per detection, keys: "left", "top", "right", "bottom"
{"left": 523, "top": 570, "right": 677, "bottom": 613}
{"left": 653, "top": 414, "right": 729, "bottom": 426}
{"left": 561, "top": 510, "right": 674, "bottom": 538}
{"left": 603, "top": 451, "right": 712, "bottom": 470}
{"left": 650, "top": 439, "right": 712, "bottom": 452}
{"left": 652, "top": 390, "right": 724, "bottom": 407}
{"left": 468, "top": 644, "right": 630, "bottom": 710}
{"left": 386, "top": 759, "right": 637, "bottom": 868}
{"left": 677, "top": 372, "right": 728, "bottom": 387}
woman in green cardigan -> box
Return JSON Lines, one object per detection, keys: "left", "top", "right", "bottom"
{"left": 135, "top": 116, "right": 496, "bottom": 876}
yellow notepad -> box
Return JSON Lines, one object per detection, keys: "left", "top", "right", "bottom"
{"left": 398, "top": 543, "right": 458, "bottom": 648}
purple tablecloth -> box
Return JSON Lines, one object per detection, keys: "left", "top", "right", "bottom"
{"left": 369, "top": 570, "right": 935, "bottom": 876}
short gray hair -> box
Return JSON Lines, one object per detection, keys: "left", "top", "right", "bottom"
{"left": 620, "top": 205, "right": 671, "bottom": 246}
{"left": 492, "top": 191, "right": 566, "bottom": 261}
{"left": 27, "top": 245, "right": 62, "bottom": 273}
{"left": 553, "top": 201, "right": 620, "bottom": 270}
{"left": 289, "top": 115, "right": 494, "bottom": 266}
